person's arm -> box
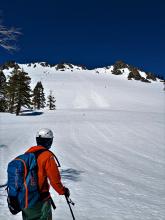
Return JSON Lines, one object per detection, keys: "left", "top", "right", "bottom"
{"left": 45, "top": 155, "right": 65, "bottom": 195}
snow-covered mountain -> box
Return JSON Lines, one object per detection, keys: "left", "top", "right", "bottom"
{"left": 1, "top": 61, "right": 87, "bottom": 72}
{"left": 1, "top": 60, "right": 163, "bottom": 84}
{"left": 1, "top": 60, "right": 164, "bottom": 112}
{"left": 95, "top": 60, "right": 161, "bottom": 83}
{"left": 0, "top": 60, "right": 164, "bottom": 220}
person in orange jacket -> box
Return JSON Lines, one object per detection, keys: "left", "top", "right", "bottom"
{"left": 22, "top": 128, "right": 70, "bottom": 220}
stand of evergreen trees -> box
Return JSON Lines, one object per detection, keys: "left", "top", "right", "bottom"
{"left": 7, "top": 69, "right": 32, "bottom": 115}
{"left": 0, "top": 70, "right": 8, "bottom": 112}
{"left": 32, "top": 81, "right": 46, "bottom": 109}
{"left": 0, "top": 69, "right": 55, "bottom": 115}
{"left": 47, "top": 90, "right": 56, "bottom": 110}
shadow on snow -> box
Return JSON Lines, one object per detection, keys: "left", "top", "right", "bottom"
{"left": 20, "top": 111, "right": 44, "bottom": 116}
{"left": 0, "top": 144, "right": 7, "bottom": 148}
{"left": 61, "top": 168, "right": 84, "bottom": 182}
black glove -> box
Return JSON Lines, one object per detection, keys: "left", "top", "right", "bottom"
{"left": 64, "top": 187, "right": 70, "bottom": 198}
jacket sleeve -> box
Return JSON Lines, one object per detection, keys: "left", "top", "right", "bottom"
{"left": 45, "top": 155, "right": 65, "bottom": 195}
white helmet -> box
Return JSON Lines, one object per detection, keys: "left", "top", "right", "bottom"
{"left": 36, "top": 128, "right": 53, "bottom": 139}
{"left": 36, "top": 128, "right": 54, "bottom": 149}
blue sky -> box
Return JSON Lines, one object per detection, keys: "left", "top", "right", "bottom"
{"left": 0, "top": 0, "right": 165, "bottom": 77}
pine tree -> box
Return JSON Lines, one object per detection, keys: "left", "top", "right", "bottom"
{"left": 0, "top": 70, "right": 8, "bottom": 112}
{"left": 32, "top": 81, "right": 46, "bottom": 109}
{"left": 6, "top": 69, "right": 32, "bottom": 115}
{"left": 47, "top": 90, "right": 56, "bottom": 110}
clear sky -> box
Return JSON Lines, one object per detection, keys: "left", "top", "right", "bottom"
{"left": 0, "top": 0, "right": 165, "bottom": 77}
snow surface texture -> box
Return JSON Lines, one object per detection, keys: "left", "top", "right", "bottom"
{"left": 0, "top": 66, "right": 165, "bottom": 220}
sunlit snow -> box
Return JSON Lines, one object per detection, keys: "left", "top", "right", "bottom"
{"left": 0, "top": 65, "right": 164, "bottom": 220}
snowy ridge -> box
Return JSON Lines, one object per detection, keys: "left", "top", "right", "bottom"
{"left": 1, "top": 60, "right": 163, "bottom": 83}
{"left": 25, "top": 62, "right": 86, "bottom": 71}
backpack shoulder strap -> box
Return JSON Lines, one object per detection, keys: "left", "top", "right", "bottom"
{"left": 31, "top": 149, "right": 61, "bottom": 167}
{"left": 33, "top": 149, "right": 48, "bottom": 160}
{"left": 48, "top": 150, "right": 61, "bottom": 167}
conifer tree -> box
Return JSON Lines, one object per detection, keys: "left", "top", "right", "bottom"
{"left": 6, "top": 69, "right": 32, "bottom": 115}
{"left": 47, "top": 90, "right": 56, "bottom": 110}
{"left": 0, "top": 70, "right": 8, "bottom": 112}
{"left": 32, "top": 81, "right": 46, "bottom": 109}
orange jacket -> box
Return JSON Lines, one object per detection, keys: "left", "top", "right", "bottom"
{"left": 26, "top": 146, "right": 65, "bottom": 198}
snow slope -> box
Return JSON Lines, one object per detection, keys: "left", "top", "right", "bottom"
{"left": 0, "top": 67, "right": 165, "bottom": 220}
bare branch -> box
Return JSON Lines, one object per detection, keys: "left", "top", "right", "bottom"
{"left": 0, "top": 21, "right": 22, "bottom": 51}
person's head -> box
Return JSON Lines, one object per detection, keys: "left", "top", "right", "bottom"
{"left": 36, "top": 128, "right": 53, "bottom": 149}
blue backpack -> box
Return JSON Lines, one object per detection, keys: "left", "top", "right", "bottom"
{"left": 7, "top": 149, "right": 47, "bottom": 215}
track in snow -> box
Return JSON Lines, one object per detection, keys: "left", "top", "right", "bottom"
{"left": 0, "top": 109, "right": 164, "bottom": 220}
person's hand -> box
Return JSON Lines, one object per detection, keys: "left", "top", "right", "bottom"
{"left": 64, "top": 187, "right": 70, "bottom": 197}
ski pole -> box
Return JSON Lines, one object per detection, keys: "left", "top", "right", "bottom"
{"left": 65, "top": 195, "right": 75, "bottom": 220}
{"left": 50, "top": 197, "right": 56, "bottom": 210}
